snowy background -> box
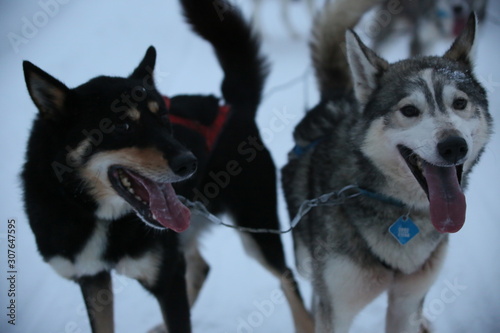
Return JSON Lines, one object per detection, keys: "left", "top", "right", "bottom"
{"left": 1, "top": 0, "right": 499, "bottom": 332}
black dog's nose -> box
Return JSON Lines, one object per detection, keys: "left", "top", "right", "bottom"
{"left": 438, "top": 136, "right": 468, "bottom": 164}
{"left": 170, "top": 153, "right": 197, "bottom": 177}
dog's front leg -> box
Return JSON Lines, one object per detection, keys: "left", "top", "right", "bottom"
{"left": 149, "top": 266, "right": 191, "bottom": 333}
{"left": 317, "top": 256, "right": 391, "bottom": 333}
{"left": 78, "top": 271, "right": 114, "bottom": 333}
{"left": 385, "top": 241, "right": 447, "bottom": 333}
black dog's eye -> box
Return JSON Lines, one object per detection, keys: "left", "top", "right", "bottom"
{"left": 453, "top": 98, "right": 468, "bottom": 110}
{"left": 160, "top": 114, "right": 170, "bottom": 126}
{"left": 400, "top": 105, "right": 420, "bottom": 118}
{"left": 114, "top": 122, "right": 133, "bottom": 134}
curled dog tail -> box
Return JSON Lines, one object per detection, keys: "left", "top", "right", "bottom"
{"left": 180, "top": 0, "right": 268, "bottom": 115}
{"left": 310, "top": 0, "right": 380, "bottom": 100}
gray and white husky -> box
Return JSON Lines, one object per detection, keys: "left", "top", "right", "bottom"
{"left": 282, "top": 0, "right": 492, "bottom": 331}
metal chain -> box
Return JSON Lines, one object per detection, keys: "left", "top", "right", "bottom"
{"left": 177, "top": 185, "right": 363, "bottom": 234}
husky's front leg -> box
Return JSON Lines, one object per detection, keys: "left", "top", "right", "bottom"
{"left": 385, "top": 241, "right": 447, "bottom": 333}
{"left": 78, "top": 271, "right": 114, "bottom": 333}
{"left": 315, "top": 257, "right": 391, "bottom": 333}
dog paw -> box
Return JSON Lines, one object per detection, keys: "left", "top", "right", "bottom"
{"left": 147, "top": 323, "right": 168, "bottom": 333}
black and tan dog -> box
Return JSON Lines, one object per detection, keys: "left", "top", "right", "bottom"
{"left": 22, "top": 0, "right": 312, "bottom": 332}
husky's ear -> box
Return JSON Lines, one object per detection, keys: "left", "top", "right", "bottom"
{"left": 444, "top": 13, "right": 477, "bottom": 67}
{"left": 130, "top": 46, "right": 156, "bottom": 82}
{"left": 346, "top": 30, "right": 388, "bottom": 105}
{"left": 23, "top": 61, "right": 70, "bottom": 120}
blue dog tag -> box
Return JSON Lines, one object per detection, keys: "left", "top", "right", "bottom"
{"left": 389, "top": 215, "right": 419, "bottom": 245}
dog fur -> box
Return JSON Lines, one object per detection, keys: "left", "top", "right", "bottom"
{"left": 282, "top": 0, "right": 492, "bottom": 332}
{"left": 23, "top": 47, "right": 195, "bottom": 332}
{"left": 22, "top": 0, "right": 312, "bottom": 332}
{"left": 178, "top": 0, "right": 313, "bottom": 331}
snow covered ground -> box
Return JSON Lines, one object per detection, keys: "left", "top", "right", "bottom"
{"left": 0, "top": 0, "right": 499, "bottom": 332}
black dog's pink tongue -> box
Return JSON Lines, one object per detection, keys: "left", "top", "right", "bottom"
{"left": 122, "top": 170, "right": 190, "bottom": 232}
{"left": 148, "top": 182, "right": 191, "bottom": 232}
{"left": 423, "top": 163, "right": 466, "bottom": 233}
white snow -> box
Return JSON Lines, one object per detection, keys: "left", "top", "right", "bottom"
{"left": 0, "top": 0, "right": 499, "bottom": 332}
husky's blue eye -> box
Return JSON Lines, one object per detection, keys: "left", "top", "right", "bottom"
{"left": 400, "top": 105, "right": 420, "bottom": 118}
{"left": 453, "top": 98, "right": 468, "bottom": 110}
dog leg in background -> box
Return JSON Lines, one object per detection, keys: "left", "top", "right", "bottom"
{"left": 216, "top": 134, "right": 313, "bottom": 332}
{"left": 281, "top": 0, "right": 299, "bottom": 38}
{"left": 410, "top": 15, "right": 442, "bottom": 57}
{"left": 185, "top": 245, "right": 210, "bottom": 307}
{"left": 371, "top": 0, "right": 402, "bottom": 53}
{"left": 281, "top": 0, "right": 317, "bottom": 38}
{"left": 79, "top": 272, "right": 114, "bottom": 333}
{"left": 180, "top": 0, "right": 312, "bottom": 331}
{"left": 281, "top": 268, "right": 315, "bottom": 333}
{"left": 229, "top": 159, "right": 314, "bottom": 333}
{"left": 239, "top": 232, "right": 314, "bottom": 333}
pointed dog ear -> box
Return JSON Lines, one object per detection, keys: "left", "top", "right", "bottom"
{"left": 23, "top": 61, "right": 70, "bottom": 120}
{"left": 130, "top": 46, "right": 156, "bottom": 82}
{"left": 444, "top": 12, "right": 477, "bottom": 67}
{"left": 345, "top": 30, "right": 389, "bottom": 106}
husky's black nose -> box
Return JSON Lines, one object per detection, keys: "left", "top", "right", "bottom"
{"left": 170, "top": 153, "right": 197, "bottom": 177}
{"left": 438, "top": 136, "right": 468, "bottom": 164}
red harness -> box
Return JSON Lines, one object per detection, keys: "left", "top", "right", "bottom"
{"left": 163, "top": 96, "right": 230, "bottom": 151}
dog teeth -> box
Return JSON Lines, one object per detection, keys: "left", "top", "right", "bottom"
{"left": 408, "top": 154, "right": 424, "bottom": 171}
{"left": 118, "top": 171, "right": 132, "bottom": 188}
{"left": 116, "top": 169, "right": 148, "bottom": 205}
{"left": 118, "top": 171, "right": 133, "bottom": 191}
{"left": 121, "top": 177, "right": 131, "bottom": 187}
{"left": 417, "top": 159, "right": 423, "bottom": 171}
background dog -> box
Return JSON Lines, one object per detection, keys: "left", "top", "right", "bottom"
{"left": 373, "top": 0, "right": 489, "bottom": 56}
{"left": 282, "top": 0, "right": 492, "bottom": 332}
{"left": 177, "top": 0, "right": 313, "bottom": 331}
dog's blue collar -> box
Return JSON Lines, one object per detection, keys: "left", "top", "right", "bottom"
{"left": 292, "top": 137, "right": 325, "bottom": 157}
{"left": 357, "top": 188, "right": 406, "bottom": 208}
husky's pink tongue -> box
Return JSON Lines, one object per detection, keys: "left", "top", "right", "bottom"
{"left": 422, "top": 163, "right": 466, "bottom": 233}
